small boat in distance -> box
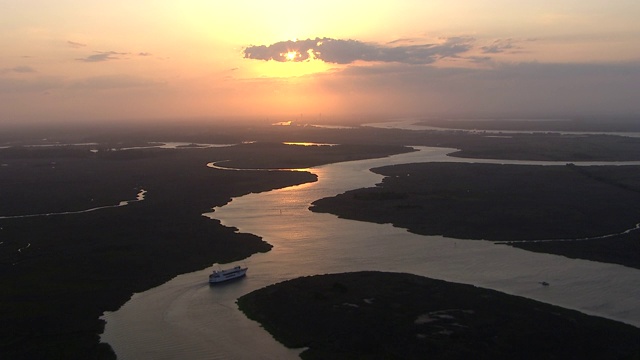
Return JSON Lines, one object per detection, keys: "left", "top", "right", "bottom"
{"left": 209, "top": 265, "right": 248, "bottom": 284}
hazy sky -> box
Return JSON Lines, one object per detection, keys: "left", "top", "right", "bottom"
{"left": 2, "top": 1, "right": 640, "bottom": 124}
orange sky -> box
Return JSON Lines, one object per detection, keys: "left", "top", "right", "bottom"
{"left": 2, "top": 1, "right": 640, "bottom": 125}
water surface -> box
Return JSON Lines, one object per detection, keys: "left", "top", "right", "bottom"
{"left": 102, "top": 147, "right": 640, "bottom": 359}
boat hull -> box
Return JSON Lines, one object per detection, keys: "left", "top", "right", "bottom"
{"left": 209, "top": 266, "right": 247, "bottom": 284}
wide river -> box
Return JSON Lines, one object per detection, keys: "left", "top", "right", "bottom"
{"left": 101, "top": 146, "right": 640, "bottom": 360}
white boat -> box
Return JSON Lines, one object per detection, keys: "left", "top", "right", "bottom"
{"left": 209, "top": 265, "right": 248, "bottom": 284}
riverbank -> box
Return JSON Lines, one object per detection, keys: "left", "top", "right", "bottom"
{"left": 238, "top": 271, "right": 640, "bottom": 359}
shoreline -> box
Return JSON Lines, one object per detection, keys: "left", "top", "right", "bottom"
{"left": 310, "top": 162, "right": 640, "bottom": 269}
{"left": 238, "top": 271, "right": 640, "bottom": 359}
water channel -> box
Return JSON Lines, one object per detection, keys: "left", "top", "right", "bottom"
{"left": 101, "top": 146, "right": 640, "bottom": 360}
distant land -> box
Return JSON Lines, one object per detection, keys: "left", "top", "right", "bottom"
{"left": 420, "top": 117, "right": 640, "bottom": 133}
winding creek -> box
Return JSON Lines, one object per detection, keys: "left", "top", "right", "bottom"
{"left": 101, "top": 146, "right": 640, "bottom": 360}
{"left": 0, "top": 189, "right": 147, "bottom": 220}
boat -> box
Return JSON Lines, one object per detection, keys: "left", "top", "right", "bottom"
{"left": 209, "top": 265, "right": 248, "bottom": 284}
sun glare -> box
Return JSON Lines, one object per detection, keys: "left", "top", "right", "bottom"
{"left": 285, "top": 51, "right": 298, "bottom": 61}
{"left": 245, "top": 46, "right": 332, "bottom": 79}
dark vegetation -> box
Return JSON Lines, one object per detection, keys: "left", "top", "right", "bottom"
{"left": 0, "top": 141, "right": 410, "bottom": 359}
{"left": 2, "top": 121, "right": 640, "bottom": 358}
{"left": 238, "top": 271, "right": 640, "bottom": 359}
{"left": 311, "top": 162, "right": 640, "bottom": 269}
{"left": 444, "top": 133, "right": 640, "bottom": 161}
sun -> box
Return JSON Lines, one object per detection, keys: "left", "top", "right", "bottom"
{"left": 246, "top": 48, "right": 331, "bottom": 78}
{"left": 285, "top": 51, "right": 298, "bottom": 61}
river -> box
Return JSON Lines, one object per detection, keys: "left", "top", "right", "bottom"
{"left": 101, "top": 146, "right": 640, "bottom": 360}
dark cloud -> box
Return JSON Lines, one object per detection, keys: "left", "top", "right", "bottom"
{"left": 386, "top": 37, "right": 424, "bottom": 45}
{"left": 481, "top": 38, "right": 536, "bottom": 54}
{"left": 243, "top": 37, "right": 473, "bottom": 65}
{"left": 481, "top": 39, "right": 515, "bottom": 54}
{"left": 67, "top": 40, "right": 87, "bottom": 48}
{"left": 138, "top": 52, "right": 152, "bottom": 56}
{"left": 77, "top": 51, "right": 128, "bottom": 62}
{"left": 467, "top": 56, "right": 493, "bottom": 64}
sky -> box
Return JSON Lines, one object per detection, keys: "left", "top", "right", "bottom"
{"left": 2, "top": 0, "right": 640, "bottom": 125}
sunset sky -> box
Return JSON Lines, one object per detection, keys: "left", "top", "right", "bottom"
{"left": 2, "top": 1, "right": 640, "bottom": 125}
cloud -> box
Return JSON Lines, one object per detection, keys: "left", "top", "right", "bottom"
{"left": 77, "top": 51, "right": 128, "bottom": 62}
{"left": 386, "top": 37, "right": 423, "bottom": 45}
{"left": 481, "top": 39, "right": 515, "bottom": 54}
{"left": 467, "top": 56, "right": 493, "bottom": 64}
{"left": 67, "top": 40, "right": 87, "bottom": 48}
{"left": 243, "top": 37, "right": 474, "bottom": 65}
{"left": 1, "top": 66, "right": 36, "bottom": 74}
{"left": 69, "top": 74, "right": 162, "bottom": 89}
{"left": 481, "top": 38, "right": 537, "bottom": 54}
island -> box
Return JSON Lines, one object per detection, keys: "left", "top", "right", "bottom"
{"left": 238, "top": 271, "right": 640, "bottom": 359}
{"left": 310, "top": 162, "right": 640, "bottom": 269}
